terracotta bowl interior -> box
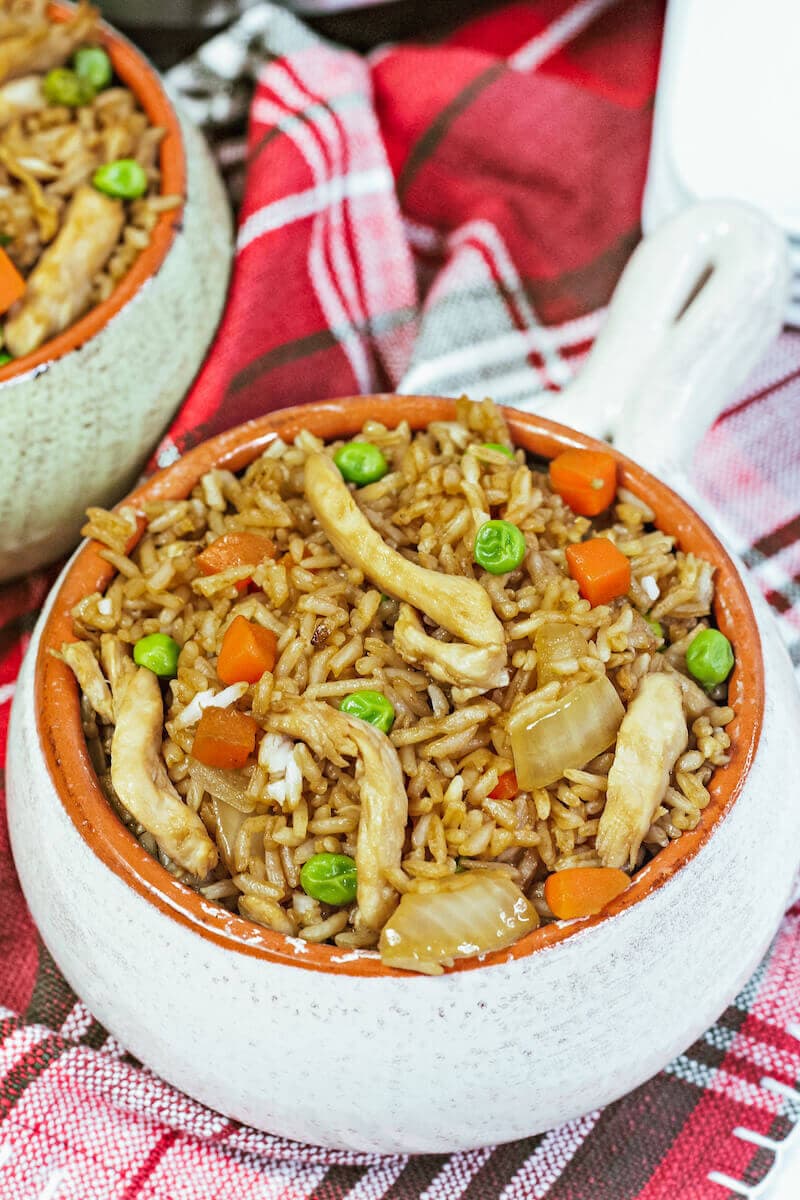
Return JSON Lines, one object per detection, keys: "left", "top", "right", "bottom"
{"left": 35, "top": 397, "right": 764, "bottom": 979}
{"left": 0, "top": 1, "right": 186, "bottom": 384}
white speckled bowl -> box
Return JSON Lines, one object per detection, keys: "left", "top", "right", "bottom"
{"left": 0, "top": 2, "right": 232, "bottom": 582}
{"left": 6, "top": 203, "right": 800, "bottom": 1154}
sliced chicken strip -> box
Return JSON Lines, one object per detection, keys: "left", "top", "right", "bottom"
{"left": 110, "top": 667, "right": 218, "bottom": 877}
{"left": 0, "top": 145, "right": 58, "bottom": 241}
{"left": 661, "top": 659, "right": 714, "bottom": 720}
{"left": 5, "top": 184, "right": 123, "bottom": 356}
{"left": 342, "top": 709, "right": 408, "bottom": 930}
{"left": 58, "top": 640, "right": 113, "bottom": 725}
{"left": 394, "top": 603, "right": 508, "bottom": 692}
{"left": 0, "top": 1, "right": 48, "bottom": 37}
{"left": 0, "top": 3, "right": 97, "bottom": 83}
{"left": 596, "top": 674, "right": 688, "bottom": 870}
{"left": 266, "top": 705, "right": 356, "bottom": 768}
{"left": 99, "top": 633, "right": 136, "bottom": 716}
{"left": 268, "top": 699, "right": 407, "bottom": 930}
{"left": 304, "top": 452, "right": 506, "bottom": 690}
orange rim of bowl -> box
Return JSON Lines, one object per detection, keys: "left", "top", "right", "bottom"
{"left": 0, "top": 1, "right": 186, "bottom": 383}
{"left": 35, "top": 396, "right": 764, "bottom": 979}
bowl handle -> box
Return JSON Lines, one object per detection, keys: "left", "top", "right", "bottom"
{"left": 524, "top": 201, "right": 789, "bottom": 478}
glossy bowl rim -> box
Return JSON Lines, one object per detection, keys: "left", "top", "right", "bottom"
{"left": 33, "top": 395, "right": 764, "bottom": 979}
{"left": 0, "top": 0, "right": 186, "bottom": 384}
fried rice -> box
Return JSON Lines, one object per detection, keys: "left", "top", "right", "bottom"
{"left": 60, "top": 398, "right": 735, "bottom": 974}
{"left": 0, "top": 1, "right": 181, "bottom": 358}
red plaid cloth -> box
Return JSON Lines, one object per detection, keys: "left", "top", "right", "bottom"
{"left": 1, "top": 1, "right": 800, "bottom": 1196}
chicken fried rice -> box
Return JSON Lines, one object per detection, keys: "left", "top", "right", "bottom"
{"left": 0, "top": 1, "right": 180, "bottom": 360}
{"left": 60, "top": 398, "right": 736, "bottom": 975}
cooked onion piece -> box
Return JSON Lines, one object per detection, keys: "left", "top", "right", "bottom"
{"left": 534, "top": 621, "right": 590, "bottom": 687}
{"left": 186, "top": 760, "right": 255, "bottom": 812}
{"left": 210, "top": 797, "right": 248, "bottom": 873}
{"left": 509, "top": 674, "right": 625, "bottom": 791}
{"left": 379, "top": 871, "right": 539, "bottom": 975}
{"left": 596, "top": 674, "right": 688, "bottom": 869}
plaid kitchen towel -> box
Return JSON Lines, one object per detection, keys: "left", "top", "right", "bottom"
{"left": 1, "top": 1, "right": 800, "bottom": 1197}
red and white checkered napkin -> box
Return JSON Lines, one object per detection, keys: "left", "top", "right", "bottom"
{"left": 1, "top": 1, "right": 800, "bottom": 1196}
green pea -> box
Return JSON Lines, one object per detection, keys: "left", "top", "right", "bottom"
{"left": 300, "top": 853, "right": 358, "bottom": 906}
{"left": 685, "top": 628, "right": 734, "bottom": 689}
{"left": 474, "top": 519, "right": 526, "bottom": 574}
{"left": 73, "top": 46, "right": 113, "bottom": 92}
{"left": 133, "top": 632, "right": 181, "bottom": 678}
{"left": 0, "top": 352, "right": 13, "bottom": 366}
{"left": 43, "top": 67, "right": 94, "bottom": 107}
{"left": 93, "top": 158, "right": 148, "bottom": 200}
{"left": 482, "top": 442, "right": 514, "bottom": 459}
{"left": 333, "top": 441, "right": 388, "bottom": 486}
{"left": 339, "top": 689, "right": 395, "bottom": 734}
{"left": 645, "top": 616, "right": 664, "bottom": 640}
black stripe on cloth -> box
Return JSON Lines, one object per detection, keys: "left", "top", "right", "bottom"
{"left": 396, "top": 64, "right": 505, "bottom": 200}
{"left": 120, "top": 1130, "right": 179, "bottom": 1200}
{"left": 308, "top": 1164, "right": 371, "bottom": 1200}
{"left": 0, "top": 609, "right": 39, "bottom": 660}
{"left": 751, "top": 514, "right": 800, "bottom": 561}
{"left": 460, "top": 1136, "right": 545, "bottom": 1200}
{"left": 546, "top": 1074, "right": 701, "bottom": 1200}
{"left": 225, "top": 306, "right": 418, "bottom": 400}
{"left": 0, "top": 1032, "right": 70, "bottom": 1121}
{"left": 227, "top": 327, "right": 339, "bottom": 398}
{"left": 80, "top": 1020, "right": 109, "bottom": 1051}
{"left": 723, "top": 363, "right": 800, "bottom": 421}
{"left": 523, "top": 226, "right": 642, "bottom": 325}
{"left": 686, "top": 1002, "right": 750, "bottom": 1074}
{"left": 0, "top": 1015, "right": 21, "bottom": 1045}
{"left": 247, "top": 89, "right": 365, "bottom": 170}
{"left": 23, "top": 942, "right": 77, "bottom": 1030}
{"left": 379, "top": 1154, "right": 449, "bottom": 1198}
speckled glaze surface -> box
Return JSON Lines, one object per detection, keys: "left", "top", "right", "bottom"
{"left": 7, "top": 204, "right": 799, "bottom": 1153}
{"left": 0, "top": 6, "right": 232, "bottom": 582}
{"left": 8, "top": 393, "right": 800, "bottom": 1153}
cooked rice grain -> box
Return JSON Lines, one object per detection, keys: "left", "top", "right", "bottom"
{"left": 67, "top": 398, "right": 734, "bottom": 955}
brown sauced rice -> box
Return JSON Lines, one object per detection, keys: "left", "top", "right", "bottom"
{"left": 0, "top": 1, "right": 181, "bottom": 357}
{"left": 61, "top": 398, "right": 735, "bottom": 972}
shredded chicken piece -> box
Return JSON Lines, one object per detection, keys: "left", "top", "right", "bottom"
{"left": 0, "top": 3, "right": 97, "bottom": 83}
{"left": 596, "top": 674, "right": 688, "bottom": 869}
{"left": 267, "top": 699, "right": 407, "bottom": 929}
{"left": 304, "top": 452, "right": 506, "bottom": 690}
{"left": 661, "top": 659, "right": 714, "bottom": 720}
{"left": 341, "top": 709, "right": 408, "bottom": 930}
{"left": 99, "top": 633, "right": 136, "bottom": 716}
{"left": 0, "top": 1, "right": 47, "bottom": 38}
{"left": 0, "top": 144, "right": 58, "bottom": 240}
{"left": 58, "top": 640, "right": 113, "bottom": 725}
{"left": 110, "top": 667, "right": 218, "bottom": 877}
{"left": 394, "top": 603, "right": 508, "bottom": 692}
{"left": 0, "top": 73, "right": 43, "bottom": 126}
{"left": 266, "top": 705, "right": 356, "bottom": 768}
{"left": 5, "top": 184, "right": 123, "bottom": 356}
